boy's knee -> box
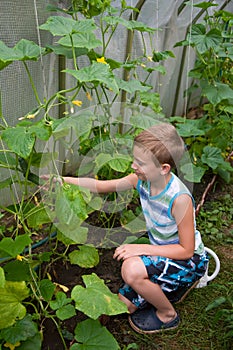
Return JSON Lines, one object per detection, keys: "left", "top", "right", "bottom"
{"left": 121, "top": 257, "right": 146, "bottom": 285}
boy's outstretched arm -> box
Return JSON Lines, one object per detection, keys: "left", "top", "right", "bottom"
{"left": 41, "top": 173, "right": 138, "bottom": 193}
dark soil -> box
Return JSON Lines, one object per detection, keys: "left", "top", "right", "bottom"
{"left": 42, "top": 247, "right": 123, "bottom": 350}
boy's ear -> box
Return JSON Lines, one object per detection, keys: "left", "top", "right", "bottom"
{"left": 160, "top": 163, "right": 171, "bottom": 175}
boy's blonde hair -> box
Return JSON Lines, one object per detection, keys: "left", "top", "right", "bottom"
{"left": 134, "top": 123, "right": 184, "bottom": 168}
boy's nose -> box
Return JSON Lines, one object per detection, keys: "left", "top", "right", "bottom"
{"left": 131, "top": 161, "right": 137, "bottom": 170}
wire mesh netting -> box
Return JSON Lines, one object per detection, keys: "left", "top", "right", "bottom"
{"left": 0, "top": 0, "right": 232, "bottom": 205}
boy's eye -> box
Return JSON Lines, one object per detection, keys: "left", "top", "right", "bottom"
{"left": 136, "top": 160, "right": 144, "bottom": 166}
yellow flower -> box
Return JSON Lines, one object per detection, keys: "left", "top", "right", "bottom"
{"left": 54, "top": 282, "right": 69, "bottom": 292}
{"left": 27, "top": 114, "right": 36, "bottom": 119}
{"left": 16, "top": 255, "right": 23, "bottom": 261}
{"left": 72, "top": 100, "right": 83, "bottom": 107}
{"left": 4, "top": 342, "right": 21, "bottom": 350}
{"left": 34, "top": 195, "right": 39, "bottom": 206}
{"left": 147, "top": 56, "right": 153, "bottom": 62}
{"left": 86, "top": 92, "right": 92, "bottom": 101}
{"left": 140, "top": 63, "right": 146, "bottom": 68}
{"left": 97, "top": 56, "right": 107, "bottom": 64}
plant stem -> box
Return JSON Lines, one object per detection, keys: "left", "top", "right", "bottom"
{"left": 49, "top": 316, "right": 68, "bottom": 350}
{"left": 70, "top": 34, "right": 78, "bottom": 71}
{"left": 23, "top": 61, "right": 41, "bottom": 105}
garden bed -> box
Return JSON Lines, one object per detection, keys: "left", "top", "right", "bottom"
{"left": 38, "top": 181, "right": 233, "bottom": 350}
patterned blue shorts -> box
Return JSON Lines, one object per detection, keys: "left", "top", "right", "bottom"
{"left": 119, "top": 253, "right": 209, "bottom": 307}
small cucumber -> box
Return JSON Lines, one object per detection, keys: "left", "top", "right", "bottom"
{"left": 27, "top": 172, "right": 40, "bottom": 185}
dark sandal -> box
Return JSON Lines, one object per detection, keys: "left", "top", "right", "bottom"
{"left": 128, "top": 306, "right": 180, "bottom": 334}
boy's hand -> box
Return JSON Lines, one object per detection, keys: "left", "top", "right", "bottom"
{"left": 113, "top": 244, "right": 144, "bottom": 261}
{"left": 40, "top": 174, "right": 63, "bottom": 183}
{"left": 39, "top": 174, "right": 63, "bottom": 190}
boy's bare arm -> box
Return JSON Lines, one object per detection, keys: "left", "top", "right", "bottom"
{"left": 114, "top": 194, "right": 195, "bottom": 261}
{"left": 64, "top": 173, "right": 138, "bottom": 193}
{"left": 41, "top": 173, "right": 138, "bottom": 193}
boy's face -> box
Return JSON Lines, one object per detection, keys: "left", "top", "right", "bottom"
{"left": 132, "top": 145, "right": 162, "bottom": 182}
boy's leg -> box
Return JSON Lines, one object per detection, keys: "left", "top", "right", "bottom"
{"left": 118, "top": 293, "right": 138, "bottom": 314}
{"left": 121, "top": 256, "right": 177, "bottom": 324}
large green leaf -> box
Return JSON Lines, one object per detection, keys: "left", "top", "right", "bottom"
{"left": 0, "top": 39, "right": 44, "bottom": 70}
{"left": 38, "top": 279, "right": 55, "bottom": 302}
{"left": 64, "top": 62, "right": 119, "bottom": 93}
{"left": 116, "top": 77, "right": 151, "bottom": 93}
{"left": 108, "top": 154, "right": 132, "bottom": 172}
{"left": 200, "top": 81, "right": 233, "bottom": 105}
{"left": 69, "top": 245, "right": 99, "bottom": 268}
{"left": 140, "top": 91, "right": 162, "bottom": 112}
{"left": 128, "top": 20, "right": 156, "bottom": 32}
{"left": 50, "top": 291, "right": 72, "bottom": 310}
{"left": 0, "top": 314, "right": 38, "bottom": 344}
{"left": 189, "top": 24, "right": 222, "bottom": 54}
{"left": 152, "top": 50, "right": 175, "bottom": 62}
{"left": 201, "top": 146, "right": 226, "bottom": 170}
{"left": 56, "top": 224, "right": 88, "bottom": 244}
{"left": 55, "top": 185, "right": 88, "bottom": 224}
{"left": 175, "top": 118, "right": 210, "bottom": 137}
{"left": 29, "top": 120, "right": 52, "bottom": 141}
{"left": 184, "top": 164, "right": 206, "bottom": 183}
{"left": 56, "top": 304, "right": 76, "bottom": 321}
{"left": 121, "top": 211, "right": 146, "bottom": 234}
{"left": 40, "top": 16, "right": 77, "bottom": 36}
{"left": 3, "top": 260, "right": 31, "bottom": 282}
{"left": 2, "top": 127, "right": 35, "bottom": 159}
{"left": 26, "top": 205, "right": 53, "bottom": 228}
{"left": 59, "top": 32, "right": 101, "bottom": 50}
{"left": 54, "top": 111, "right": 96, "bottom": 140}
{"left": 217, "top": 167, "right": 232, "bottom": 183}
{"left": 129, "top": 113, "right": 162, "bottom": 130}
{"left": 0, "top": 234, "right": 32, "bottom": 258}
{"left": 0, "top": 152, "right": 16, "bottom": 167}
{"left": 94, "top": 153, "right": 114, "bottom": 173}
{"left": 46, "top": 44, "right": 88, "bottom": 59}
{"left": 17, "top": 333, "right": 42, "bottom": 350}
{"left": 0, "top": 281, "right": 29, "bottom": 329}
{"left": 14, "top": 39, "right": 45, "bottom": 61}
{"left": 103, "top": 15, "right": 155, "bottom": 33}
{"left": 71, "top": 273, "right": 128, "bottom": 319}
{"left": 94, "top": 153, "right": 131, "bottom": 173}
{"left": 73, "top": 19, "right": 97, "bottom": 33}
{"left": 71, "top": 319, "right": 120, "bottom": 350}
{"left": 40, "top": 16, "right": 96, "bottom": 36}
{"left": 180, "top": 163, "right": 206, "bottom": 183}
{"left": 193, "top": 2, "right": 217, "bottom": 10}
{"left": 0, "top": 41, "right": 16, "bottom": 70}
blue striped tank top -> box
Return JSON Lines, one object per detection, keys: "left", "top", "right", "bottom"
{"left": 136, "top": 173, "right": 205, "bottom": 255}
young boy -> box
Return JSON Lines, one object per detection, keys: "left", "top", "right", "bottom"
{"left": 42, "top": 122, "right": 208, "bottom": 334}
